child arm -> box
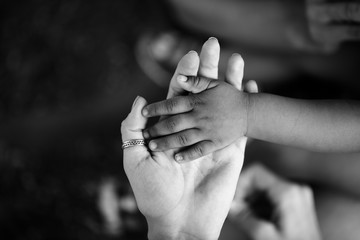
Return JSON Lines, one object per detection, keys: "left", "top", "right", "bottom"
{"left": 247, "top": 93, "right": 360, "bottom": 152}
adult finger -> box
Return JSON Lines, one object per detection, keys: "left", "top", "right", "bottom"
{"left": 198, "top": 37, "right": 220, "bottom": 79}
{"left": 244, "top": 80, "right": 259, "bottom": 94}
{"left": 121, "top": 96, "right": 150, "bottom": 159}
{"left": 143, "top": 113, "right": 194, "bottom": 139}
{"left": 167, "top": 51, "right": 200, "bottom": 99}
{"left": 148, "top": 129, "right": 202, "bottom": 152}
{"left": 142, "top": 95, "right": 196, "bottom": 117}
{"left": 174, "top": 140, "right": 216, "bottom": 162}
{"left": 225, "top": 53, "right": 245, "bottom": 90}
{"left": 309, "top": 3, "right": 360, "bottom": 23}
{"left": 176, "top": 75, "right": 219, "bottom": 93}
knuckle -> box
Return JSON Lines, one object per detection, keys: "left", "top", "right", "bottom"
{"left": 166, "top": 99, "right": 177, "bottom": 113}
{"left": 177, "top": 134, "right": 188, "bottom": 146}
{"left": 193, "top": 76, "right": 202, "bottom": 88}
{"left": 165, "top": 119, "right": 177, "bottom": 132}
{"left": 151, "top": 104, "right": 159, "bottom": 115}
{"left": 192, "top": 144, "right": 204, "bottom": 157}
{"left": 158, "top": 138, "right": 170, "bottom": 149}
{"left": 189, "top": 95, "right": 202, "bottom": 108}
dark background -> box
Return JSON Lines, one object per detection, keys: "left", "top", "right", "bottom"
{"left": 0, "top": 1, "right": 172, "bottom": 239}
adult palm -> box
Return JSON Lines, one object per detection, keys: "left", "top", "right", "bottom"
{"left": 121, "top": 38, "right": 253, "bottom": 240}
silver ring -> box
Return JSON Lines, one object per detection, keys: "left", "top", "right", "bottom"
{"left": 122, "top": 139, "right": 146, "bottom": 149}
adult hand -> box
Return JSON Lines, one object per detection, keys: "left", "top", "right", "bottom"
{"left": 121, "top": 38, "right": 257, "bottom": 240}
{"left": 230, "top": 164, "right": 322, "bottom": 240}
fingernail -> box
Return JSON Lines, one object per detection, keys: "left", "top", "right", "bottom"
{"left": 208, "top": 37, "right": 218, "bottom": 42}
{"left": 132, "top": 96, "right": 140, "bottom": 110}
{"left": 188, "top": 50, "right": 197, "bottom": 55}
{"left": 143, "top": 131, "right": 150, "bottom": 139}
{"left": 175, "top": 154, "right": 183, "bottom": 162}
{"left": 149, "top": 141, "right": 157, "bottom": 150}
{"left": 177, "top": 75, "right": 188, "bottom": 82}
{"left": 142, "top": 108, "right": 148, "bottom": 117}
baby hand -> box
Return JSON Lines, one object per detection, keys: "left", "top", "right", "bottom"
{"left": 142, "top": 75, "right": 250, "bottom": 162}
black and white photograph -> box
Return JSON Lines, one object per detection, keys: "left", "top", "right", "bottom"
{"left": 1, "top": 0, "right": 360, "bottom": 239}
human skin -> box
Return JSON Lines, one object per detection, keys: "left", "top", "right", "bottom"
{"left": 230, "top": 164, "right": 322, "bottom": 240}
{"left": 167, "top": 0, "right": 360, "bottom": 53}
{"left": 121, "top": 38, "right": 257, "bottom": 240}
{"left": 142, "top": 73, "right": 360, "bottom": 161}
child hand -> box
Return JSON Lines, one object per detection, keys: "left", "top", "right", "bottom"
{"left": 142, "top": 73, "right": 250, "bottom": 162}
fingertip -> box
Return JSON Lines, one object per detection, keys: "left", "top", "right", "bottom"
{"left": 202, "top": 37, "right": 220, "bottom": 56}
{"left": 225, "top": 53, "right": 244, "bottom": 90}
{"left": 176, "top": 75, "right": 193, "bottom": 92}
{"left": 132, "top": 96, "right": 148, "bottom": 118}
{"left": 132, "top": 95, "right": 147, "bottom": 111}
{"left": 177, "top": 75, "right": 188, "bottom": 82}
{"left": 175, "top": 149, "right": 198, "bottom": 163}
{"left": 227, "top": 54, "right": 244, "bottom": 76}
{"left": 143, "top": 130, "right": 150, "bottom": 139}
{"left": 121, "top": 96, "right": 148, "bottom": 140}
{"left": 187, "top": 50, "right": 198, "bottom": 56}
{"left": 148, "top": 141, "right": 157, "bottom": 151}
{"left": 177, "top": 50, "right": 200, "bottom": 72}
{"left": 229, "top": 53, "right": 244, "bottom": 67}
{"left": 175, "top": 154, "right": 184, "bottom": 162}
{"left": 206, "top": 36, "right": 219, "bottom": 46}
{"left": 245, "top": 80, "right": 259, "bottom": 93}
{"left": 131, "top": 96, "right": 141, "bottom": 110}
{"left": 141, "top": 107, "right": 149, "bottom": 117}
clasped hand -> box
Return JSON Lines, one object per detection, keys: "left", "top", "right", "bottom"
{"left": 121, "top": 38, "right": 256, "bottom": 240}
{"left": 142, "top": 75, "right": 250, "bottom": 162}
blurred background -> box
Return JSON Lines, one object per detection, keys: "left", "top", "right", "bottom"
{"left": 1, "top": 0, "right": 360, "bottom": 239}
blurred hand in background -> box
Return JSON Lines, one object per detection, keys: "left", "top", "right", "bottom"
{"left": 230, "top": 164, "right": 322, "bottom": 240}
{"left": 290, "top": 0, "right": 360, "bottom": 53}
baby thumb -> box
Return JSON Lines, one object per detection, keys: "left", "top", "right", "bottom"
{"left": 177, "top": 75, "right": 219, "bottom": 94}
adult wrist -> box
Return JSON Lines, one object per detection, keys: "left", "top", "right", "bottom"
{"left": 147, "top": 219, "right": 216, "bottom": 240}
{"left": 147, "top": 219, "right": 185, "bottom": 240}
{"left": 148, "top": 230, "right": 206, "bottom": 240}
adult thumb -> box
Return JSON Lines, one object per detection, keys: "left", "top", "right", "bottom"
{"left": 121, "top": 96, "right": 148, "bottom": 157}
{"left": 176, "top": 75, "right": 219, "bottom": 94}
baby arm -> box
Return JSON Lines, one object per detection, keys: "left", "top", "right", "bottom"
{"left": 143, "top": 74, "right": 360, "bottom": 160}
{"left": 248, "top": 94, "right": 360, "bottom": 152}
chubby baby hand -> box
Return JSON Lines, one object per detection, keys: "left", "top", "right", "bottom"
{"left": 142, "top": 75, "right": 250, "bottom": 162}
